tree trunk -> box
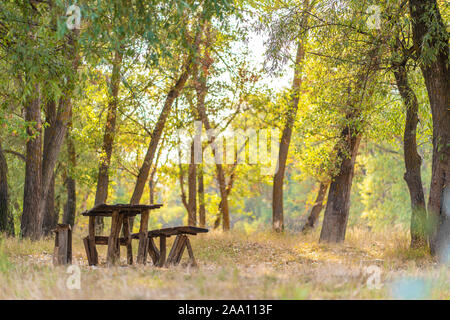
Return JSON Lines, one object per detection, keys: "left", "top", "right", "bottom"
{"left": 273, "top": 38, "right": 306, "bottom": 233}
{"left": 198, "top": 164, "right": 206, "bottom": 228}
{"left": 0, "top": 142, "right": 14, "bottom": 236}
{"left": 319, "top": 41, "right": 380, "bottom": 243}
{"left": 195, "top": 74, "right": 230, "bottom": 231}
{"left": 42, "top": 100, "right": 58, "bottom": 236}
{"left": 130, "top": 54, "right": 197, "bottom": 206}
{"left": 319, "top": 129, "right": 361, "bottom": 242}
{"left": 178, "top": 146, "right": 189, "bottom": 212}
{"left": 21, "top": 88, "right": 43, "bottom": 240}
{"left": 129, "top": 24, "right": 204, "bottom": 208}
{"left": 393, "top": 63, "right": 427, "bottom": 248}
{"left": 408, "top": 0, "right": 450, "bottom": 256}
{"left": 63, "top": 124, "right": 76, "bottom": 228}
{"left": 23, "top": 32, "right": 79, "bottom": 240}
{"left": 301, "top": 182, "right": 328, "bottom": 233}
{"left": 42, "top": 174, "right": 57, "bottom": 236}
{"left": 188, "top": 141, "right": 197, "bottom": 226}
{"left": 94, "top": 50, "right": 123, "bottom": 234}
{"left": 149, "top": 177, "right": 155, "bottom": 204}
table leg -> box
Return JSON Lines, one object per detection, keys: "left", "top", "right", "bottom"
{"left": 88, "top": 216, "right": 98, "bottom": 265}
{"left": 137, "top": 209, "right": 149, "bottom": 264}
{"left": 122, "top": 217, "right": 133, "bottom": 265}
{"left": 107, "top": 210, "right": 122, "bottom": 266}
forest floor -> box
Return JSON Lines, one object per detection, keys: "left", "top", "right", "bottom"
{"left": 0, "top": 227, "right": 448, "bottom": 299}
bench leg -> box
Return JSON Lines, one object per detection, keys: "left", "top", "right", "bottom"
{"left": 157, "top": 236, "right": 166, "bottom": 267}
{"left": 166, "top": 235, "right": 182, "bottom": 266}
{"left": 185, "top": 236, "right": 198, "bottom": 267}
{"left": 174, "top": 235, "right": 187, "bottom": 266}
{"left": 165, "top": 235, "right": 187, "bottom": 267}
{"left": 147, "top": 237, "right": 160, "bottom": 265}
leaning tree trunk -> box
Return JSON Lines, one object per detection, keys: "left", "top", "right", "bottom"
{"left": 130, "top": 54, "right": 198, "bottom": 206}
{"left": 94, "top": 50, "right": 123, "bottom": 234}
{"left": 409, "top": 0, "right": 450, "bottom": 257}
{"left": 393, "top": 63, "right": 427, "bottom": 248}
{"left": 319, "top": 41, "right": 379, "bottom": 243}
{"left": 21, "top": 88, "right": 43, "bottom": 240}
{"left": 272, "top": 2, "right": 310, "bottom": 233}
{"left": 0, "top": 142, "right": 14, "bottom": 236}
{"left": 129, "top": 23, "right": 204, "bottom": 218}
{"left": 301, "top": 182, "right": 328, "bottom": 233}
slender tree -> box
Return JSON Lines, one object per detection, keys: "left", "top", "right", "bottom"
{"left": 301, "top": 182, "right": 328, "bottom": 233}
{"left": 392, "top": 54, "right": 427, "bottom": 248}
{"left": 94, "top": 50, "right": 123, "bottom": 233}
{"left": 408, "top": 0, "right": 449, "bottom": 256}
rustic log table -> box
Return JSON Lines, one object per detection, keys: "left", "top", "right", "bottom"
{"left": 81, "top": 204, "right": 163, "bottom": 266}
{"left": 131, "top": 226, "right": 208, "bottom": 267}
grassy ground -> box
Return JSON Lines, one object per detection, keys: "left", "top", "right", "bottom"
{"left": 0, "top": 227, "right": 448, "bottom": 299}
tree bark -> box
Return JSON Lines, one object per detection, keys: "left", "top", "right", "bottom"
{"left": 393, "top": 62, "right": 427, "bottom": 248}
{"left": 198, "top": 164, "right": 206, "bottom": 228}
{"left": 42, "top": 100, "right": 58, "bottom": 236}
{"left": 42, "top": 174, "right": 57, "bottom": 236}
{"left": 319, "top": 128, "right": 361, "bottom": 243}
{"left": 408, "top": 0, "right": 450, "bottom": 256}
{"left": 301, "top": 182, "right": 328, "bottom": 233}
{"left": 148, "top": 142, "right": 162, "bottom": 204}
{"left": 149, "top": 178, "right": 155, "bottom": 204}
{"left": 94, "top": 50, "right": 123, "bottom": 234}
{"left": 62, "top": 123, "right": 76, "bottom": 228}
{"left": 21, "top": 88, "right": 43, "bottom": 240}
{"left": 0, "top": 142, "right": 14, "bottom": 236}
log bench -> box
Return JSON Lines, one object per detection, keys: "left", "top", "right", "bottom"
{"left": 131, "top": 226, "right": 208, "bottom": 267}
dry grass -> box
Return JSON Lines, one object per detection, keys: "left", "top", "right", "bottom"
{"left": 0, "top": 227, "right": 448, "bottom": 299}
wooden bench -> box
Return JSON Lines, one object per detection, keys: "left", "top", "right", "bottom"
{"left": 131, "top": 226, "right": 208, "bottom": 267}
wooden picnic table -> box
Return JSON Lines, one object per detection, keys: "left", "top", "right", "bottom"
{"left": 81, "top": 203, "right": 163, "bottom": 266}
